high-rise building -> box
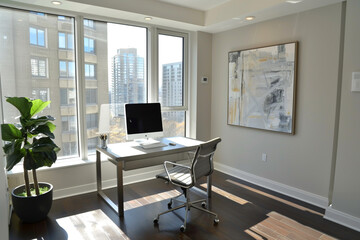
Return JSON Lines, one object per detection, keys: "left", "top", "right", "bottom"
{"left": 161, "top": 62, "right": 183, "bottom": 107}
{"left": 161, "top": 62, "right": 183, "bottom": 124}
{"left": 111, "top": 48, "right": 145, "bottom": 116}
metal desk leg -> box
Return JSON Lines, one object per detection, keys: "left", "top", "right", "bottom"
{"left": 207, "top": 175, "right": 212, "bottom": 198}
{"left": 117, "top": 161, "right": 124, "bottom": 217}
{"left": 96, "top": 150, "right": 102, "bottom": 193}
{"left": 96, "top": 150, "right": 123, "bottom": 217}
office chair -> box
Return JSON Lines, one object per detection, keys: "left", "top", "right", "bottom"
{"left": 153, "top": 137, "right": 222, "bottom": 232}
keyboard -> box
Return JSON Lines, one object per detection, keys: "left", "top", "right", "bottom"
{"left": 140, "top": 142, "right": 167, "bottom": 149}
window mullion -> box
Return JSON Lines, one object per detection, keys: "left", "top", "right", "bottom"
{"left": 149, "top": 26, "right": 158, "bottom": 103}
{"left": 75, "top": 15, "right": 88, "bottom": 160}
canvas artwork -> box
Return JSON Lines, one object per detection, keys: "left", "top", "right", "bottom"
{"left": 228, "top": 42, "right": 297, "bottom": 134}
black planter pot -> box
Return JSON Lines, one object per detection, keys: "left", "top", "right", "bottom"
{"left": 12, "top": 182, "right": 53, "bottom": 223}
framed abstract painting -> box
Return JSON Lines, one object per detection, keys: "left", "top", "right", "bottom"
{"left": 228, "top": 42, "right": 298, "bottom": 134}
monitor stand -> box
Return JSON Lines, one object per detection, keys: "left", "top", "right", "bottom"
{"left": 134, "top": 138, "right": 167, "bottom": 149}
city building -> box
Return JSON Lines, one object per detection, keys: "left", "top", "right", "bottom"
{"left": 111, "top": 48, "right": 145, "bottom": 117}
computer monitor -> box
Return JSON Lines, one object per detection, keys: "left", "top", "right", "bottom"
{"left": 124, "top": 103, "right": 164, "bottom": 141}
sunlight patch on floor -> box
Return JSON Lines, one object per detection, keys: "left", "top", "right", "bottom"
{"left": 56, "top": 209, "right": 130, "bottom": 240}
{"left": 245, "top": 211, "right": 336, "bottom": 240}
{"left": 200, "top": 183, "right": 249, "bottom": 205}
{"left": 226, "top": 179, "right": 323, "bottom": 216}
{"left": 124, "top": 189, "right": 181, "bottom": 210}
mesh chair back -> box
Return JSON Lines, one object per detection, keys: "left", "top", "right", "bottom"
{"left": 191, "top": 137, "right": 221, "bottom": 183}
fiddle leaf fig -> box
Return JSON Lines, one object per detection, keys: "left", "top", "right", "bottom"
{"left": 1, "top": 97, "right": 60, "bottom": 196}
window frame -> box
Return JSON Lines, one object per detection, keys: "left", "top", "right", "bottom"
{"left": 155, "top": 29, "right": 188, "bottom": 112}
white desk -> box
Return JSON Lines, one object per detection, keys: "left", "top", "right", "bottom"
{"left": 96, "top": 137, "right": 212, "bottom": 217}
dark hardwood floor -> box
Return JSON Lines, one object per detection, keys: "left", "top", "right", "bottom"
{"left": 9, "top": 171, "right": 360, "bottom": 240}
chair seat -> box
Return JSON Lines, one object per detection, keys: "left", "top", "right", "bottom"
{"left": 156, "top": 165, "right": 192, "bottom": 188}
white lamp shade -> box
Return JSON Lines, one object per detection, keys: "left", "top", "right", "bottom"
{"left": 98, "top": 104, "right": 111, "bottom": 134}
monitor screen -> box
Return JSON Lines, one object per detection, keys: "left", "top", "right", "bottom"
{"left": 124, "top": 103, "right": 164, "bottom": 140}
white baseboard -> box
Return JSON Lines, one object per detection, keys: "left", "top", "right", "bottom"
{"left": 325, "top": 206, "right": 360, "bottom": 232}
{"left": 214, "top": 162, "right": 328, "bottom": 208}
{"left": 53, "top": 168, "right": 164, "bottom": 200}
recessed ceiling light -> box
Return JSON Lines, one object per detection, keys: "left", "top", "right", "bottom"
{"left": 286, "top": 0, "right": 303, "bottom": 3}
{"left": 51, "top": 1, "right": 62, "bottom": 5}
{"left": 144, "top": 17, "right": 152, "bottom": 21}
{"left": 245, "top": 16, "right": 255, "bottom": 21}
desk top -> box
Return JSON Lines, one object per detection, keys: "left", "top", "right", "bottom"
{"left": 96, "top": 137, "right": 203, "bottom": 163}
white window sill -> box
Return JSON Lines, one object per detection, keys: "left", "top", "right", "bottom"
{"left": 7, "top": 154, "right": 99, "bottom": 175}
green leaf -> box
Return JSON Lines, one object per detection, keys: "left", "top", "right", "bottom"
{"left": 3, "top": 140, "right": 25, "bottom": 171}
{"left": 31, "top": 137, "right": 59, "bottom": 152}
{"left": 1, "top": 124, "right": 23, "bottom": 141}
{"left": 6, "top": 97, "right": 32, "bottom": 119}
{"left": 23, "top": 138, "right": 59, "bottom": 170}
{"left": 30, "top": 124, "right": 55, "bottom": 139}
{"left": 30, "top": 99, "right": 50, "bottom": 118}
{"left": 21, "top": 116, "right": 55, "bottom": 128}
{"left": 46, "top": 122, "right": 56, "bottom": 133}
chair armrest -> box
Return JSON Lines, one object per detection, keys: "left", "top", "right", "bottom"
{"left": 163, "top": 161, "right": 191, "bottom": 186}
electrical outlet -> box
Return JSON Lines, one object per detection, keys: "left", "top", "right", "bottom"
{"left": 262, "top": 153, "right": 267, "bottom": 162}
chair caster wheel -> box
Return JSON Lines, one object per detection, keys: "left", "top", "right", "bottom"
{"left": 153, "top": 218, "right": 159, "bottom": 224}
{"left": 214, "top": 218, "right": 219, "bottom": 224}
{"left": 201, "top": 202, "right": 207, "bottom": 208}
{"left": 167, "top": 202, "right": 172, "bottom": 209}
{"left": 180, "top": 225, "right": 186, "bottom": 232}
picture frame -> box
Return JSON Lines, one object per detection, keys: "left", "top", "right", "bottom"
{"left": 228, "top": 42, "right": 298, "bottom": 134}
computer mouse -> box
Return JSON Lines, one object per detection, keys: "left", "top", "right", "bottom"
{"left": 169, "top": 142, "right": 176, "bottom": 146}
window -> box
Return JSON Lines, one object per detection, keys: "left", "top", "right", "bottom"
{"left": 84, "top": 19, "right": 94, "bottom": 29}
{"left": 84, "top": 37, "right": 95, "bottom": 53}
{"left": 158, "top": 31, "right": 187, "bottom": 137}
{"left": 1, "top": 6, "right": 189, "bottom": 161}
{"left": 85, "top": 63, "right": 96, "bottom": 79}
{"left": 58, "top": 16, "right": 72, "bottom": 21}
{"left": 60, "top": 88, "right": 76, "bottom": 105}
{"left": 86, "top": 89, "right": 97, "bottom": 105}
{"left": 1, "top": 9, "right": 79, "bottom": 159}
{"left": 58, "top": 32, "right": 74, "bottom": 49}
{"left": 61, "top": 116, "right": 77, "bottom": 133}
{"left": 32, "top": 88, "right": 49, "bottom": 102}
{"left": 85, "top": 21, "right": 147, "bottom": 148}
{"left": 30, "top": 12, "right": 45, "bottom": 16}
{"left": 59, "top": 61, "right": 75, "bottom": 78}
{"left": 29, "top": 27, "right": 45, "bottom": 47}
{"left": 31, "top": 57, "right": 47, "bottom": 77}
{"left": 86, "top": 113, "right": 98, "bottom": 129}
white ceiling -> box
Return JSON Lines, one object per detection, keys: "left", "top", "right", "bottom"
{"left": 0, "top": 0, "right": 344, "bottom": 33}
{"left": 158, "top": 0, "right": 231, "bottom": 11}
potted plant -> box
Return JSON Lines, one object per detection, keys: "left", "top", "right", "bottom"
{"left": 1, "top": 97, "right": 60, "bottom": 222}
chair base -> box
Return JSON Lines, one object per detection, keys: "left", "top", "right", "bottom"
{"left": 153, "top": 189, "right": 219, "bottom": 232}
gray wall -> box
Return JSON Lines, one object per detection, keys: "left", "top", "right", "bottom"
{"left": 196, "top": 31, "right": 213, "bottom": 141}
{"left": 331, "top": 0, "right": 360, "bottom": 220}
{"left": 211, "top": 3, "right": 342, "bottom": 197}
{"left": 210, "top": 1, "right": 360, "bottom": 229}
